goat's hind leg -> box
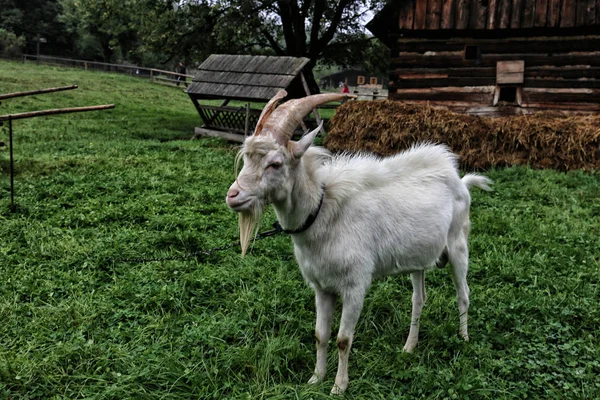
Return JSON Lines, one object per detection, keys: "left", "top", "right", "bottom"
{"left": 308, "top": 289, "right": 337, "bottom": 384}
{"left": 403, "top": 270, "right": 426, "bottom": 353}
{"left": 448, "top": 234, "right": 470, "bottom": 341}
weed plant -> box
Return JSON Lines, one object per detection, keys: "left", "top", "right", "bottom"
{"left": 0, "top": 60, "right": 598, "bottom": 399}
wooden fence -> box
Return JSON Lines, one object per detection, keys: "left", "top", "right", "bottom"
{"left": 20, "top": 54, "right": 195, "bottom": 87}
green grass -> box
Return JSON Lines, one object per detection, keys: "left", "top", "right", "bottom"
{"left": 1, "top": 59, "right": 599, "bottom": 399}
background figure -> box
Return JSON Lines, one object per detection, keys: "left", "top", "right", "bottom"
{"left": 341, "top": 82, "right": 350, "bottom": 94}
{"left": 341, "top": 82, "right": 350, "bottom": 103}
{"left": 176, "top": 61, "right": 187, "bottom": 87}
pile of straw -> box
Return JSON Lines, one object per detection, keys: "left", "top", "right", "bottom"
{"left": 325, "top": 101, "right": 600, "bottom": 171}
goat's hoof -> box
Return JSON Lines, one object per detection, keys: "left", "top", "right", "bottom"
{"left": 308, "top": 374, "right": 322, "bottom": 385}
{"left": 402, "top": 343, "right": 417, "bottom": 353}
{"left": 330, "top": 384, "right": 346, "bottom": 395}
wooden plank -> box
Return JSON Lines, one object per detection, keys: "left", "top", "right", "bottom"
{"left": 396, "top": 77, "right": 496, "bottom": 87}
{"left": 498, "top": 0, "right": 513, "bottom": 28}
{"left": 392, "top": 87, "right": 495, "bottom": 103}
{"left": 415, "top": 0, "right": 428, "bottom": 29}
{"left": 399, "top": 0, "right": 416, "bottom": 29}
{"left": 0, "top": 85, "right": 78, "bottom": 100}
{"left": 497, "top": 60, "right": 525, "bottom": 84}
{"left": 534, "top": 0, "right": 548, "bottom": 26}
{"left": 427, "top": 0, "right": 443, "bottom": 29}
{"left": 527, "top": 66, "right": 600, "bottom": 79}
{"left": 522, "top": 88, "right": 600, "bottom": 103}
{"left": 396, "top": 37, "right": 600, "bottom": 54}
{"left": 477, "top": 37, "right": 600, "bottom": 53}
{"left": 585, "top": 0, "right": 597, "bottom": 25}
{"left": 487, "top": 0, "right": 498, "bottom": 28}
{"left": 521, "top": 102, "right": 600, "bottom": 111}
{"left": 440, "top": 0, "right": 455, "bottom": 28}
{"left": 560, "top": 0, "right": 576, "bottom": 26}
{"left": 194, "top": 127, "right": 245, "bottom": 143}
{"left": 522, "top": 0, "right": 537, "bottom": 27}
{"left": 392, "top": 53, "right": 600, "bottom": 68}
{"left": 470, "top": 0, "right": 488, "bottom": 29}
{"left": 393, "top": 67, "right": 497, "bottom": 77}
{"left": 576, "top": 0, "right": 587, "bottom": 25}
{"left": 547, "top": 0, "right": 562, "bottom": 27}
{"left": 524, "top": 78, "right": 600, "bottom": 88}
{"left": 0, "top": 104, "right": 114, "bottom": 122}
{"left": 456, "top": 0, "right": 471, "bottom": 28}
{"left": 510, "top": 0, "right": 525, "bottom": 28}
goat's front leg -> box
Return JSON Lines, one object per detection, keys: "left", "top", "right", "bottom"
{"left": 308, "top": 289, "right": 337, "bottom": 385}
{"left": 403, "top": 270, "right": 426, "bottom": 353}
{"left": 331, "top": 287, "right": 367, "bottom": 395}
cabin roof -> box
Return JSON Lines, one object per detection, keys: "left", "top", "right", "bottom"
{"left": 368, "top": 0, "right": 600, "bottom": 45}
{"left": 186, "top": 54, "right": 310, "bottom": 101}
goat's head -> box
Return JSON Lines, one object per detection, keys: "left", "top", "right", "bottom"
{"left": 225, "top": 89, "right": 353, "bottom": 255}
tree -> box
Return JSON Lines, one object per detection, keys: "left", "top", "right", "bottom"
{"left": 0, "top": 0, "right": 74, "bottom": 56}
{"left": 58, "top": 0, "right": 138, "bottom": 62}
{"left": 214, "top": 0, "right": 387, "bottom": 92}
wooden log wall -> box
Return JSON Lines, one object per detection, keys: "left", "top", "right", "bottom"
{"left": 390, "top": 35, "right": 600, "bottom": 115}
{"left": 397, "top": 0, "right": 599, "bottom": 30}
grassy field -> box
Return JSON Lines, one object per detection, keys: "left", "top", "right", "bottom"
{"left": 0, "top": 59, "right": 599, "bottom": 399}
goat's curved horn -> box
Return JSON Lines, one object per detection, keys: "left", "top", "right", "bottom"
{"left": 253, "top": 89, "right": 288, "bottom": 136}
{"left": 260, "top": 93, "right": 356, "bottom": 145}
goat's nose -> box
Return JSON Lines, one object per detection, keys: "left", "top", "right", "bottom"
{"left": 227, "top": 188, "right": 239, "bottom": 199}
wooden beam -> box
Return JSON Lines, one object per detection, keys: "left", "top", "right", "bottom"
{"left": 534, "top": 0, "right": 549, "bottom": 26}
{"left": 0, "top": 85, "right": 78, "bottom": 100}
{"left": 0, "top": 104, "right": 114, "bottom": 121}
{"left": 547, "top": 0, "right": 562, "bottom": 27}
{"left": 470, "top": 0, "right": 487, "bottom": 29}
{"left": 427, "top": 0, "right": 442, "bottom": 29}
{"left": 456, "top": 0, "right": 471, "bottom": 28}
{"left": 300, "top": 72, "right": 324, "bottom": 135}
{"left": 440, "top": 0, "right": 455, "bottom": 28}
{"left": 399, "top": 0, "right": 416, "bottom": 29}
{"left": 193, "top": 127, "right": 245, "bottom": 143}
{"left": 498, "top": 0, "right": 512, "bottom": 28}
{"left": 487, "top": 0, "right": 498, "bottom": 29}
{"left": 522, "top": 0, "right": 536, "bottom": 27}
{"left": 511, "top": 0, "right": 525, "bottom": 28}
{"left": 560, "top": 0, "right": 575, "bottom": 26}
{"left": 415, "top": 0, "right": 428, "bottom": 29}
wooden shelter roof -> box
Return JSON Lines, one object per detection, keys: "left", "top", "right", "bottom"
{"left": 368, "top": 0, "right": 600, "bottom": 43}
{"left": 186, "top": 54, "right": 310, "bottom": 101}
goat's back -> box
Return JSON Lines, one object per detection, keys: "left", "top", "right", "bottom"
{"left": 295, "top": 144, "right": 470, "bottom": 290}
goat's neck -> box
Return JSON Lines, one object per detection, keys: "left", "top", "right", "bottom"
{"left": 272, "top": 164, "right": 321, "bottom": 232}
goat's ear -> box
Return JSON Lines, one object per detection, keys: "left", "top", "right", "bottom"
{"left": 291, "top": 121, "right": 323, "bottom": 159}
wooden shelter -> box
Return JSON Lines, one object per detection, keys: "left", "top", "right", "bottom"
{"left": 186, "top": 54, "right": 322, "bottom": 142}
{"left": 367, "top": 0, "right": 600, "bottom": 116}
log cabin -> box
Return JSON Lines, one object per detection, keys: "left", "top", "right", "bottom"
{"left": 367, "top": 0, "right": 600, "bottom": 115}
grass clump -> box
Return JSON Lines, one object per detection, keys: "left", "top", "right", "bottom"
{"left": 0, "top": 60, "right": 599, "bottom": 399}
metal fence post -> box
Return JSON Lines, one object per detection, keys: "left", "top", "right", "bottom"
{"left": 8, "top": 116, "right": 15, "bottom": 212}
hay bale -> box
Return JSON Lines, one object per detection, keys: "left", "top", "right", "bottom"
{"left": 325, "top": 101, "right": 600, "bottom": 171}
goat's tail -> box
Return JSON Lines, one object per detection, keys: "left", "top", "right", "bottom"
{"left": 462, "top": 173, "right": 493, "bottom": 191}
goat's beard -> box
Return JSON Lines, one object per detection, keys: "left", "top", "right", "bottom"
{"left": 238, "top": 202, "right": 265, "bottom": 256}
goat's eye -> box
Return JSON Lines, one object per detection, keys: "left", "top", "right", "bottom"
{"left": 267, "top": 162, "right": 282, "bottom": 170}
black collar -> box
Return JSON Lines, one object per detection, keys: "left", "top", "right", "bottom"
{"left": 276, "top": 185, "right": 326, "bottom": 235}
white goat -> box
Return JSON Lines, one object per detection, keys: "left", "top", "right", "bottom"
{"left": 225, "top": 90, "right": 492, "bottom": 394}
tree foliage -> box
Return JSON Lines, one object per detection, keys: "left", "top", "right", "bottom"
{"left": 213, "top": 0, "right": 388, "bottom": 90}
{"left": 0, "top": 0, "right": 389, "bottom": 83}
